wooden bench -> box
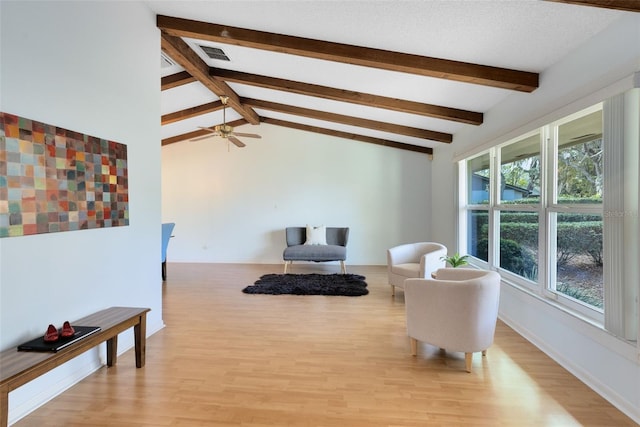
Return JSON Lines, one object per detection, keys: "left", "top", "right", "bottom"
{"left": 0, "top": 306, "right": 150, "bottom": 427}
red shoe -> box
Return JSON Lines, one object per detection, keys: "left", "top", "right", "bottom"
{"left": 44, "top": 324, "right": 59, "bottom": 343}
{"left": 61, "top": 321, "right": 75, "bottom": 338}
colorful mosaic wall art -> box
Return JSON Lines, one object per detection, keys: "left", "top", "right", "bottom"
{"left": 0, "top": 112, "right": 129, "bottom": 238}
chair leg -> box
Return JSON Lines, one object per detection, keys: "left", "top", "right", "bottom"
{"left": 482, "top": 349, "right": 487, "bottom": 357}
{"left": 410, "top": 337, "right": 418, "bottom": 356}
{"left": 283, "top": 261, "right": 290, "bottom": 274}
{"left": 162, "top": 261, "right": 167, "bottom": 281}
{"left": 340, "top": 261, "right": 346, "bottom": 274}
{"left": 465, "top": 353, "right": 473, "bottom": 373}
{"left": 390, "top": 285, "right": 395, "bottom": 296}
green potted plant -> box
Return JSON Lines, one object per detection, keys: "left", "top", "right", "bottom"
{"left": 441, "top": 253, "right": 469, "bottom": 268}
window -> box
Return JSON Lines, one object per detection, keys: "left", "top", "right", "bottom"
{"left": 500, "top": 132, "right": 541, "bottom": 204}
{"left": 552, "top": 212, "right": 603, "bottom": 308}
{"left": 495, "top": 132, "right": 542, "bottom": 284}
{"left": 549, "top": 107, "right": 604, "bottom": 310}
{"left": 556, "top": 110, "right": 603, "bottom": 205}
{"left": 467, "top": 153, "right": 490, "bottom": 205}
{"left": 464, "top": 153, "right": 491, "bottom": 263}
{"left": 499, "top": 211, "right": 539, "bottom": 281}
{"left": 467, "top": 209, "right": 488, "bottom": 262}
{"left": 459, "top": 92, "right": 639, "bottom": 334}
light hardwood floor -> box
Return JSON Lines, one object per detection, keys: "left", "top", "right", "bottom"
{"left": 15, "top": 263, "right": 637, "bottom": 426}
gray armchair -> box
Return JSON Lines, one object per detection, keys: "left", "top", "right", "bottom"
{"left": 283, "top": 226, "right": 349, "bottom": 273}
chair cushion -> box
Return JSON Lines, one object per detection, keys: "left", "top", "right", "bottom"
{"left": 283, "top": 244, "right": 346, "bottom": 262}
{"left": 391, "top": 263, "right": 420, "bottom": 278}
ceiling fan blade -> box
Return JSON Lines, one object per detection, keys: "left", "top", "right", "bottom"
{"left": 197, "top": 126, "right": 218, "bottom": 134}
{"left": 231, "top": 132, "right": 261, "bottom": 139}
{"left": 228, "top": 135, "right": 246, "bottom": 148}
{"left": 190, "top": 134, "right": 217, "bottom": 142}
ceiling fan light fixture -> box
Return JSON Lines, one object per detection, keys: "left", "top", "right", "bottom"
{"left": 215, "top": 124, "right": 234, "bottom": 137}
{"left": 191, "top": 95, "right": 260, "bottom": 147}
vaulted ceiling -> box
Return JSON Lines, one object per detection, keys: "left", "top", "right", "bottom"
{"left": 151, "top": 0, "right": 636, "bottom": 156}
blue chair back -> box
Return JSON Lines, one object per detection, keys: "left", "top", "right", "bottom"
{"left": 161, "top": 223, "right": 175, "bottom": 262}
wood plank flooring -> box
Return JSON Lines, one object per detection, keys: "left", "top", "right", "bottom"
{"left": 14, "top": 263, "right": 637, "bottom": 426}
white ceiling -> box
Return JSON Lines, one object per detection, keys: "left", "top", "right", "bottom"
{"left": 147, "top": 0, "right": 627, "bottom": 152}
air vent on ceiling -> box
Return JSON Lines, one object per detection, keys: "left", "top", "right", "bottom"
{"left": 199, "top": 45, "right": 230, "bottom": 61}
{"left": 161, "top": 52, "right": 175, "bottom": 68}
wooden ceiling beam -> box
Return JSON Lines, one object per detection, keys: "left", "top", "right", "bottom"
{"left": 161, "top": 101, "right": 223, "bottom": 125}
{"left": 261, "top": 118, "right": 433, "bottom": 155}
{"left": 160, "top": 32, "right": 260, "bottom": 124}
{"left": 161, "top": 71, "right": 196, "bottom": 90}
{"left": 243, "top": 98, "right": 452, "bottom": 143}
{"left": 545, "top": 0, "right": 640, "bottom": 12}
{"left": 210, "top": 68, "right": 483, "bottom": 126}
{"left": 162, "top": 119, "right": 248, "bottom": 146}
{"left": 157, "top": 15, "right": 539, "bottom": 92}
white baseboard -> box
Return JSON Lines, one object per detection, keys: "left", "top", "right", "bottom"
{"left": 146, "top": 318, "right": 165, "bottom": 337}
{"left": 8, "top": 320, "right": 165, "bottom": 426}
{"left": 8, "top": 351, "right": 102, "bottom": 425}
{"left": 499, "top": 310, "right": 640, "bottom": 425}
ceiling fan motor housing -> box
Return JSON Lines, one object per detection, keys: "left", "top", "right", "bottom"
{"left": 214, "top": 124, "right": 234, "bottom": 136}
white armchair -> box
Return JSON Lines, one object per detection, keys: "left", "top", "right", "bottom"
{"left": 387, "top": 242, "right": 447, "bottom": 296}
{"left": 404, "top": 268, "right": 501, "bottom": 372}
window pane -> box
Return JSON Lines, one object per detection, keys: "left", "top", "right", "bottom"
{"left": 467, "top": 153, "right": 490, "bottom": 204}
{"left": 500, "top": 133, "right": 540, "bottom": 204}
{"left": 557, "top": 110, "right": 603, "bottom": 204}
{"left": 467, "top": 210, "right": 488, "bottom": 261}
{"left": 555, "top": 213, "right": 603, "bottom": 308}
{"left": 499, "top": 211, "right": 538, "bottom": 280}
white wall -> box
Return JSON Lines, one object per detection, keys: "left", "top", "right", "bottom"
{"left": 431, "top": 14, "right": 640, "bottom": 423}
{"left": 0, "top": 1, "right": 161, "bottom": 424}
{"left": 162, "top": 123, "right": 432, "bottom": 266}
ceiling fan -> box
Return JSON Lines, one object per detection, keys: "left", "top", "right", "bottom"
{"left": 191, "top": 95, "right": 261, "bottom": 147}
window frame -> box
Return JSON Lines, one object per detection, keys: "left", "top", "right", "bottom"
{"left": 546, "top": 105, "right": 604, "bottom": 320}
{"left": 460, "top": 104, "right": 605, "bottom": 323}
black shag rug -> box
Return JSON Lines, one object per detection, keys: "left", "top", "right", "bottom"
{"left": 242, "top": 273, "right": 368, "bottom": 296}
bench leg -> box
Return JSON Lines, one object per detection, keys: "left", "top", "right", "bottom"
{"left": 106, "top": 335, "right": 118, "bottom": 367}
{"left": 410, "top": 337, "right": 418, "bottom": 356}
{"left": 134, "top": 313, "right": 147, "bottom": 368}
{"left": 1, "top": 384, "right": 8, "bottom": 427}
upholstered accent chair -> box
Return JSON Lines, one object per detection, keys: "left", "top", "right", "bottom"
{"left": 283, "top": 226, "right": 349, "bottom": 273}
{"left": 161, "top": 222, "right": 175, "bottom": 281}
{"left": 404, "top": 268, "right": 501, "bottom": 372}
{"left": 387, "top": 242, "right": 447, "bottom": 296}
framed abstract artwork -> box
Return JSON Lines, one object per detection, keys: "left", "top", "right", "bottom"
{"left": 0, "top": 112, "right": 129, "bottom": 238}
